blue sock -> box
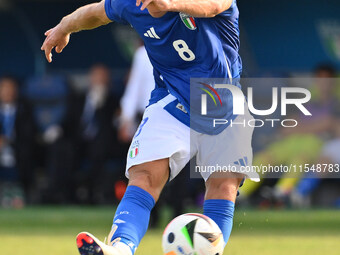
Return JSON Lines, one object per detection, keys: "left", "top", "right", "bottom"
{"left": 203, "top": 199, "right": 235, "bottom": 245}
{"left": 111, "top": 186, "right": 155, "bottom": 254}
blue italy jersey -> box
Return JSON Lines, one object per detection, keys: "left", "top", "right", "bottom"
{"left": 105, "top": 0, "right": 242, "bottom": 134}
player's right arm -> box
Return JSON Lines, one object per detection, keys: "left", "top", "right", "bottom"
{"left": 41, "top": 0, "right": 111, "bottom": 63}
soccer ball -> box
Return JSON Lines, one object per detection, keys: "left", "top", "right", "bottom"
{"left": 162, "top": 213, "right": 224, "bottom": 255}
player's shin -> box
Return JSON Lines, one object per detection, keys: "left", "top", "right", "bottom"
{"left": 109, "top": 185, "right": 155, "bottom": 254}
{"left": 203, "top": 199, "right": 235, "bottom": 246}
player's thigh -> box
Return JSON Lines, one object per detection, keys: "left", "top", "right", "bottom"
{"left": 126, "top": 99, "right": 191, "bottom": 200}
{"left": 128, "top": 158, "right": 170, "bottom": 201}
{"left": 196, "top": 109, "right": 259, "bottom": 182}
{"left": 205, "top": 172, "right": 244, "bottom": 202}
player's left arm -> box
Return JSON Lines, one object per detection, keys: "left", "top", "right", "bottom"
{"left": 41, "top": 0, "right": 111, "bottom": 63}
{"left": 138, "top": 0, "right": 233, "bottom": 18}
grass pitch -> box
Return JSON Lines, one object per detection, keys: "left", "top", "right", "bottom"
{"left": 0, "top": 207, "right": 339, "bottom": 255}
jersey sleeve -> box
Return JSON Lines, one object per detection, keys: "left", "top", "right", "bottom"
{"left": 104, "top": 0, "right": 129, "bottom": 24}
{"left": 218, "top": 0, "right": 237, "bottom": 17}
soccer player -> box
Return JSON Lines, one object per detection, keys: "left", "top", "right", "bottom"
{"left": 41, "top": 0, "right": 259, "bottom": 254}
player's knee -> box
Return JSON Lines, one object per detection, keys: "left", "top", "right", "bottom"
{"left": 206, "top": 182, "right": 237, "bottom": 200}
{"left": 129, "top": 169, "right": 153, "bottom": 187}
{"left": 128, "top": 160, "right": 169, "bottom": 201}
{"left": 205, "top": 177, "right": 243, "bottom": 201}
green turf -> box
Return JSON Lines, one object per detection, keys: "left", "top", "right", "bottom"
{"left": 0, "top": 207, "right": 339, "bottom": 254}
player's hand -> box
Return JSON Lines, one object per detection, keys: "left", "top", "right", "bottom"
{"left": 41, "top": 24, "right": 70, "bottom": 63}
{"left": 136, "top": 0, "right": 171, "bottom": 17}
{"left": 118, "top": 124, "right": 133, "bottom": 143}
{"left": 137, "top": 0, "right": 171, "bottom": 11}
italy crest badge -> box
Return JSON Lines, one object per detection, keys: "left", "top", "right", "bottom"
{"left": 179, "top": 13, "right": 197, "bottom": 30}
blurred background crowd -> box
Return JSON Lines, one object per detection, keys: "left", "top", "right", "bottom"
{"left": 0, "top": 0, "right": 340, "bottom": 220}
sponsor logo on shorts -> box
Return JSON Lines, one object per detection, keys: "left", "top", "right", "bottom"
{"left": 129, "top": 141, "right": 140, "bottom": 159}
{"left": 234, "top": 157, "right": 249, "bottom": 167}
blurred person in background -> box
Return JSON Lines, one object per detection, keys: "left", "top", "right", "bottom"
{"left": 293, "top": 110, "right": 340, "bottom": 208}
{"left": 317, "top": 119, "right": 340, "bottom": 169}
{"left": 0, "top": 76, "right": 36, "bottom": 207}
{"left": 240, "top": 64, "right": 339, "bottom": 207}
{"left": 45, "top": 64, "right": 123, "bottom": 204}
{"left": 118, "top": 44, "right": 154, "bottom": 143}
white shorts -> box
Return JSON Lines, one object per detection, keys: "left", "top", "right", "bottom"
{"left": 126, "top": 96, "right": 260, "bottom": 182}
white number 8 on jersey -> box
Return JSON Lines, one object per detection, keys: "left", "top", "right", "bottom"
{"left": 173, "top": 40, "right": 196, "bottom": 62}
